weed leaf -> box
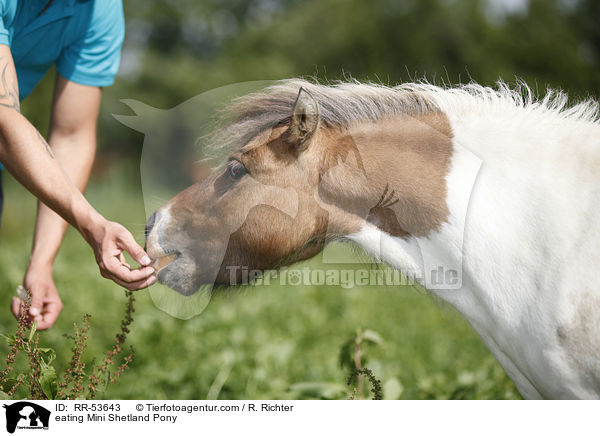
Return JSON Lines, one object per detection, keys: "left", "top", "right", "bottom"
{"left": 361, "top": 329, "right": 383, "bottom": 345}
{"left": 39, "top": 366, "right": 57, "bottom": 400}
{"left": 28, "top": 322, "right": 37, "bottom": 343}
{"left": 38, "top": 348, "right": 57, "bottom": 369}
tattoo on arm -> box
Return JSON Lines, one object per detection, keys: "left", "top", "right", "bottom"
{"left": 0, "top": 56, "right": 51, "bottom": 158}
{"left": 0, "top": 58, "right": 20, "bottom": 112}
{"left": 36, "top": 131, "right": 55, "bottom": 159}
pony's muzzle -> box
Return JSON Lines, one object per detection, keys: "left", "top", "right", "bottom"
{"left": 145, "top": 211, "right": 157, "bottom": 244}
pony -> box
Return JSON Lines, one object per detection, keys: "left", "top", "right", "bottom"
{"left": 144, "top": 79, "right": 600, "bottom": 399}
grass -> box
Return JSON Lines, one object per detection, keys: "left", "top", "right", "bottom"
{"left": 0, "top": 163, "right": 521, "bottom": 399}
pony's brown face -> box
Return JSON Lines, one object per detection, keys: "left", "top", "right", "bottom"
{"left": 145, "top": 89, "right": 347, "bottom": 295}
{"left": 145, "top": 85, "right": 454, "bottom": 295}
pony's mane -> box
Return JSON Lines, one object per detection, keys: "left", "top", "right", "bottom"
{"left": 211, "top": 79, "right": 599, "bottom": 154}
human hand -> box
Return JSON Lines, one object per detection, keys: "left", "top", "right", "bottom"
{"left": 84, "top": 218, "right": 156, "bottom": 290}
{"left": 11, "top": 266, "right": 63, "bottom": 330}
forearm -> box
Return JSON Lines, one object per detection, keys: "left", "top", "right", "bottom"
{"left": 0, "top": 47, "right": 152, "bottom": 295}
{"left": 28, "top": 129, "right": 97, "bottom": 268}
{"left": 0, "top": 108, "right": 104, "bottom": 239}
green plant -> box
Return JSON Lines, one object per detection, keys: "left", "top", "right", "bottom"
{"left": 0, "top": 288, "right": 136, "bottom": 400}
{"left": 347, "top": 367, "right": 382, "bottom": 400}
{"left": 340, "top": 328, "right": 384, "bottom": 400}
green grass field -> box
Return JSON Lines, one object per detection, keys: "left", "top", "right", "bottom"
{"left": 0, "top": 166, "right": 521, "bottom": 399}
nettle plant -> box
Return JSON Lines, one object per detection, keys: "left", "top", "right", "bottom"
{"left": 289, "top": 328, "right": 390, "bottom": 400}
{"left": 341, "top": 329, "right": 384, "bottom": 400}
{"left": 0, "top": 288, "right": 135, "bottom": 400}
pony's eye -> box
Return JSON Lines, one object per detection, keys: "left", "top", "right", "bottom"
{"left": 228, "top": 161, "right": 246, "bottom": 180}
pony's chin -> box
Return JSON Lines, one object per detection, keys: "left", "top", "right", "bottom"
{"left": 155, "top": 256, "right": 221, "bottom": 296}
{"left": 156, "top": 259, "right": 198, "bottom": 296}
{"left": 157, "top": 273, "right": 201, "bottom": 296}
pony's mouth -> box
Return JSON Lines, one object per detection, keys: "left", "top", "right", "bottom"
{"left": 152, "top": 252, "right": 180, "bottom": 272}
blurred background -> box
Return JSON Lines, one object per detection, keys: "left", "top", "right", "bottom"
{"left": 0, "top": 0, "right": 598, "bottom": 399}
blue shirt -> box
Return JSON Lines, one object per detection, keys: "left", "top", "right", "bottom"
{"left": 0, "top": 0, "right": 125, "bottom": 100}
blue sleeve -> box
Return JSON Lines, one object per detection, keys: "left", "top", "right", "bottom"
{"left": 56, "top": 0, "right": 125, "bottom": 87}
{"left": 0, "top": 0, "right": 16, "bottom": 46}
{"left": 0, "top": 13, "right": 8, "bottom": 46}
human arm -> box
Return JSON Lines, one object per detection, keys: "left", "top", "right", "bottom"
{"left": 0, "top": 46, "right": 155, "bottom": 309}
{"left": 18, "top": 76, "right": 110, "bottom": 329}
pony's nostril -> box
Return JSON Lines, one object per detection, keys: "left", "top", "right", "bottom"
{"left": 145, "top": 211, "right": 157, "bottom": 240}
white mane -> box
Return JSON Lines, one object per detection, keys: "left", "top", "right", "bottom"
{"left": 213, "top": 78, "right": 599, "bottom": 155}
{"left": 405, "top": 80, "right": 600, "bottom": 125}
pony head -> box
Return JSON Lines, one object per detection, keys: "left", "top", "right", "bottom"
{"left": 145, "top": 80, "right": 454, "bottom": 295}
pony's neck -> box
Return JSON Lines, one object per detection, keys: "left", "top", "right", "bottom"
{"left": 345, "top": 140, "right": 482, "bottom": 294}
{"left": 317, "top": 113, "right": 456, "bottom": 237}
{"left": 315, "top": 112, "right": 481, "bottom": 293}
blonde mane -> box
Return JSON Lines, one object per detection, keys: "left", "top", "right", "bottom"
{"left": 212, "top": 78, "right": 600, "bottom": 154}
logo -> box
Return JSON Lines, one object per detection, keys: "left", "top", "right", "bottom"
{"left": 2, "top": 402, "right": 50, "bottom": 433}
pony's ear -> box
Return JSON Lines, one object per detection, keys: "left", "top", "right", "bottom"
{"left": 287, "top": 87, "right": 320, "bottom": 151}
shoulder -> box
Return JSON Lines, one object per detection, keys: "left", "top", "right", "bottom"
{"left": 56, "top": 0, "right": 125, "bottom": 86}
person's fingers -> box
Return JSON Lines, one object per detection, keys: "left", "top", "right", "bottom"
{"left": 11, "top": 297, "right": 21, "bottom": 319}
{"left": 10, "top": 297, "right": 33, "bottom": 325}
{"left": 118, "top": 229, "right": 151, "bottom": 267}
{"left": 37, "top": 300, "right": 63, "bottom": 331}
{"left": 28, "top": 286, "right": 44, "bottom": 319}
{"left": 103, "top": 255, "right": 155, "bottom": 283}
{"left": 118, "top": 252, "right": 131, "bottom": 269}
{"left": 110, "top": 273, "right": 157, "bottom": 291}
